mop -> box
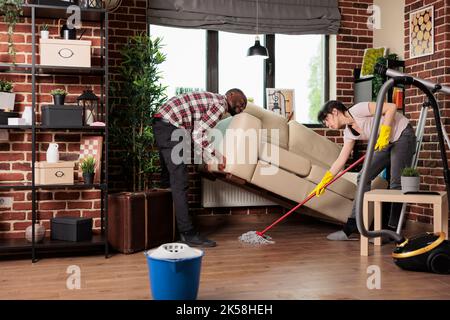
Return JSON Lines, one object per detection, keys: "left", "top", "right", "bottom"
{"left": 239, "top": 155, "right": 366, "bottom": 245}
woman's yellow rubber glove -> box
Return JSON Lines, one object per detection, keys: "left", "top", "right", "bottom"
{"left": 374, "top": 124, "right": 391, "bottom": 151}
{"left": 309, "top": 171, "right": 334, "bottom": 197}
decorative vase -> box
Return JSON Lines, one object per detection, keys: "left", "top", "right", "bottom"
{"left": 22, "top": 106, "right": 32, "bottom": 125}
{"left": 401, "top": 176, "right": 420, "bottom": 193}
{"left": 40, "top": 30, "right": 49, "bottom": 40}
{"left": 46, "top": 143, "right": 59, "bottom": 163}
{"left": 25, "top": 224, "right": 46, "bottom": 243}
{"left": 53, "top": 94, "right": 65, "bottom": 105}
{"left": 83, "top": 172, "right": 94, "bottom": 184}
{"left": 0, "top": 92, "right": 16, "bottom": 110}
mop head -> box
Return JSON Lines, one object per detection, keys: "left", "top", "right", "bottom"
{"left": 238, "top": 231, "right": 275, "bottom": 245}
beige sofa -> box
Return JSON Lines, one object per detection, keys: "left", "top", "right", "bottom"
{"left": 210, "top": 103, "right": 387, "bottom": 224}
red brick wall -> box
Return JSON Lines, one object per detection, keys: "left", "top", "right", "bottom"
{"left": 0, "top": 1, "right": 147, "bottom": 239}
{"left": 403, "top": 0, "right": 450, "bottom": 224}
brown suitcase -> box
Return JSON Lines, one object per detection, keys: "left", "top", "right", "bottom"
{"left": 108, "top": 189, "right": 176, "bottom": 254}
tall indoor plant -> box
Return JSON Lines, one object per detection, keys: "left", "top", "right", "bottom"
{"left": 108, "top": 34, "right": 173, "bottom": 254}
{"left": 110, "top": 34, "right": 167, "bottom": 191}
{"left": 0, "top": 0, "right": 24, "bottom": 61}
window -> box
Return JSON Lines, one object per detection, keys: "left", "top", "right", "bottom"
{"left": 219, "top": 31, "right": 265, "bottom": 106}
{"left": 275, "top": 35, "right": 326, "bottom": 124}
{"left": 149, "top": 25, "right": 206, "bottom": 97}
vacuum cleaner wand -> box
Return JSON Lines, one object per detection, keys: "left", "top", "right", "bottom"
{"left": 375, "top": 64, "right": 450, "bottom": 95}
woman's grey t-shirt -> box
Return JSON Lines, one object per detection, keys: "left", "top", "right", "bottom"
{"left": 343, "top": 102, "right": 409, "bottom": 143}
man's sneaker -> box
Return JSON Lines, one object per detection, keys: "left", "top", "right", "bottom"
{"left": 179, "top": 230, "right": 216, "bottom": 247}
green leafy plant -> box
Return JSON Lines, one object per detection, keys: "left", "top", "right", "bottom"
{"left": 40, "top": 24, "right": 49, "bottom": 31}
{"left": 401, "top": 167, "right": 420, "bottom": 177}
{"left": 372, "top": 53, "right": 399, "bottom": 100}
{"left": 110, "top": 33, "right": 167, "bottom": 192}
{"left": 50, "top": 88, "right": 68, "bottom": 96}
{"left": 80, "top": 156, "right": 95, "bottom": 174}
{"left": 0, "top": 79, "right": 13, "bottom": 93}
{"left": 0, "top": 0, "right": 24, "bottom": 61}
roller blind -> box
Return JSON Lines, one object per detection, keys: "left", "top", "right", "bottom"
{"left": 147, "top": 0, "right": 341, "bottom": 35}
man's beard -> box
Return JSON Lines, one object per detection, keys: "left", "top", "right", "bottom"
{"left": 228, "top": 106, "right": 237, "bottom": 116}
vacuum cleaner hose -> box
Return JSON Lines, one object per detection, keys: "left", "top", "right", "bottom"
{"left": 354, "top": 77, "right": 404, "bottom": 243}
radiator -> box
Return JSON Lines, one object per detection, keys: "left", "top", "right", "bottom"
{"left": 202, "top": 178, "right": 276, "bottom": 207}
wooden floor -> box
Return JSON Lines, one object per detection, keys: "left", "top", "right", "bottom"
{"left": 1, "top": 215, "right": 450, "bottom": 300}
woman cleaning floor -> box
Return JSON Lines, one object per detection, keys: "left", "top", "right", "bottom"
{"left": 311, "top": 100, "right": 416, "bottom": 241}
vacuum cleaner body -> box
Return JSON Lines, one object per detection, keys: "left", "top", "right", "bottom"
{"left": 393, "top": 232, "right": 450, "bottom": 274}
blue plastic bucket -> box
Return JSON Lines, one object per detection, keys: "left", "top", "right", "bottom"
{"left": 145, "top": 244, "right": 204, "bottom": 300}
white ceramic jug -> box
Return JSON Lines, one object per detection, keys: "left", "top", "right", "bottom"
{"left": 46, "top": 143, "right": 59, "bottom": 163}
{"left": 22, "top": 106, "right": 32, "bottom": 125}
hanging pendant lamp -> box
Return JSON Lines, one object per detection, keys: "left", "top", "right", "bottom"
{"left": 247, "top": 0, "right": 269, "bottom": 59}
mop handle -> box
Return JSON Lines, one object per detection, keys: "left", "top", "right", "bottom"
{"left": 257, "top": 155, "right": 366, "bottom": 236}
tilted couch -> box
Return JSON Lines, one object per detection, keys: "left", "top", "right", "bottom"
{"left": 210, "top": 103, "right": 387, "bottom": 224}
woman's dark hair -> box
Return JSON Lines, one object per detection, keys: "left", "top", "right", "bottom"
{"left": 317, "top": 100, "right": 348, "bottom": 124}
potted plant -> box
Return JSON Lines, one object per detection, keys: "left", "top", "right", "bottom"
{"left": 109, "top": 34, "right": 171, "bottom": 253}
{"left": 0, "top": 0, "right": 24, "bottom": 62}
{"left": 50, "top": 88, "right": 68, "bottom": 105}
{"left": 80, "top": 156, "right": 95, "bottom": 184}
{"left": 0, "top": 78, "right": 15, "bottom": 110}
{"left": 40, "top": 24, "right": 49, "bottom": 39}
{"left": 401, "top": 167, "right": 420, "bottom": 193}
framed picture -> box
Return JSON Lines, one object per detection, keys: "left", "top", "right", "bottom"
{"left": 360, "top": 47, "right": 387, "bottom": 78}
{"left": 410, "top": 6, "right": 434, "bottom": 58}
{"left": 266, "top": 88, "right": 295, "bottom": 120}
{"left": 79, "top": 136, "right": 103, "bottom": 183}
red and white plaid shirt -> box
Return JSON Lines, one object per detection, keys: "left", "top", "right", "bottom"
{"left": 156, "top": 92, "right": 228, "bottom": 161}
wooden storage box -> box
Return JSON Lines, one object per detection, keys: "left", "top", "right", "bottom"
{"left": 39, "top": 39, "right": 91, "bottom": 67}
{"left": 35, "top": 161, "right": 75, "bottom": 185}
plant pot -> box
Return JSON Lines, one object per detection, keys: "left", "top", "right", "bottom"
{"left": 401, "top": 176, "right": 420, "bottom": 193}
{"left": 25, "top": 223, "right": 46, "bottom": 243}
{"left": 40, "top": 30, "right": 49, "bottom": 40}
{"left": 52, "top": 94, "right": 65, "bottom": 106}
{"left": 0, "top": 92, "right": 16, "bottom": 110}
{"left": 82, "top": 172, "right": 94, "bottom": 184}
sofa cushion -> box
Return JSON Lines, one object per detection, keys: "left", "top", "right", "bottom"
{"left": 217, "top": 112, "right": 262, "bottom": 181}
{"left": 251, "top": 160, "right": 353, "bottom": 223}
{"left": 288, "top": 121, "right": 341, "bottom": 168}
{"left": 259, "top": 142, "right": 311, "bottom": 177}
{"left": 244, "top": 103, "right": 289, "bottom": 149}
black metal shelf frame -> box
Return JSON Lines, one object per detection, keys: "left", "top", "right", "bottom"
{"left": 0, "top": 4, "right": 109, "bottom": 262}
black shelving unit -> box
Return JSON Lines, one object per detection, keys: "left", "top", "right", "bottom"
{"left": 0, "top": 4, "right": 109, "bottom": 262}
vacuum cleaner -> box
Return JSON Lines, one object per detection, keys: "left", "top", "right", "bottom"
{"left": 355, "top": 64, "right": 450, "bottom": 274}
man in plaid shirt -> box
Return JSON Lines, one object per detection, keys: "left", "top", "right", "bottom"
{"left": 152, "top": 88, "right": 247, "bottom": 247}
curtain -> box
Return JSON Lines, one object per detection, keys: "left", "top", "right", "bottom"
{"left": 147, "top": 0, "right": 341, "bottom": 35}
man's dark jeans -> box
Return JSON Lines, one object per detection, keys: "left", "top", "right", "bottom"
{"left": 152, "top": 118, "right": 193, "bottom": 233}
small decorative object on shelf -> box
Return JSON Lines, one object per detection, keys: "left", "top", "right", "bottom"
{"left": 80, "top": 136, "right": 103, "bottom": 183}
{"left": 46, "top": 143, "right": 60, "bottom": 163}
{"left": 25, "top": 223, "right": 46, "bottom": 243}
{"left": 40, "top": 24, "right": 49, "bottom": 39}
{"left": 77, "top": 89, "right": 99, "bottom": 125}
{"left": 50, "top": 88, "right": 67, "bottom": 105}
{"left": 80, "top": 156, "right": 95, "bottom": 184}
{"left": 401, "top": 167, "right": 420, "bottom": 193}
{"left": 0, "top": 79, "right": 15, "bottom": 110}
{"left": 21, "top": 106, "right": 32, "bottom": 125}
